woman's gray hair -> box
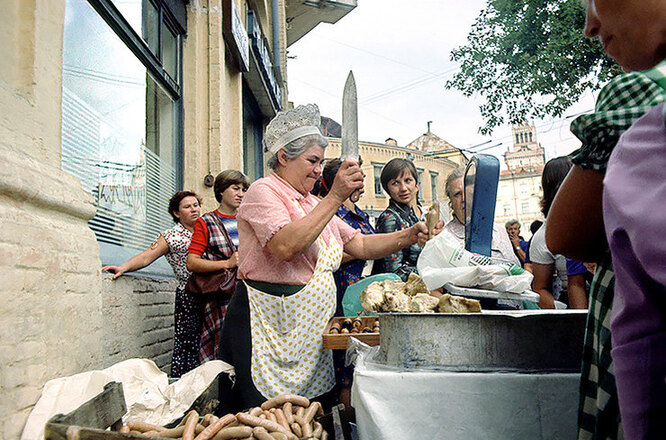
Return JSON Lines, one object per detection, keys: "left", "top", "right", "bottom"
{"left": 445, "top": 166, "right": 466, "bottom": 199}
{"left": 266, "top": 134, "right": 329, "bottom": 170}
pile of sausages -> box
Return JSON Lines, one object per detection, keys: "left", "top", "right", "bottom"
{"left": 118, "top": 394, "right": 328, "bottom": 440}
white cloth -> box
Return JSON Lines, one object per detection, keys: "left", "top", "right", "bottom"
{"left": 443, "top": 217, "right": 521, "bottom": 266}
{"left": 351, "top": 354, "right": 579, "bottom": 440}
{"left": 21, "top": 359, "right": 233, "bottom": 440}
{"left": 529, "top": 223, "right": 568, "bottom": 300}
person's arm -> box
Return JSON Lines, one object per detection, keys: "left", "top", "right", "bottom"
{"left": 267, "top": 160, "right": 363, "bottom": 261}
{"left": 344, "top": 222, "right": 428, "bottom": 261}
{"left": 511, "top": 235, "right": 526, "bottom": 264}
{"left": 102, "top": 235, "right": 169, "bottom": 279}
{"left": 566, "top": 273, "right": 588, "bottom": 309}
{"left": 186, "top": 252, "right": 238, "bottom": 273}
{"left": 546, "top": 166, "right": 607, "bottom": 261}
{"left": 531, "top": 262, "right": 556, "bottom": 309}
{"left": 186, "top": 216, "right": 237, "bottom": 273}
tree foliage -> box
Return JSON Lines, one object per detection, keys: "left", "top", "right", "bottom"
{"left": 446, "top": 0, "right": 621, "bottom": 135}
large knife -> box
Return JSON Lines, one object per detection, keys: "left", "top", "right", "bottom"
{"left": 341, "top": 71, "right": 359, "bottom": 162}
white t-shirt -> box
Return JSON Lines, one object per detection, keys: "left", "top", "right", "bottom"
{"left": 529, "top": 223, "right": 568, "bottom": 300}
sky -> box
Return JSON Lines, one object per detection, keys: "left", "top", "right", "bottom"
{"left": 286, "top": 0, "right": 598, "bottom": 166}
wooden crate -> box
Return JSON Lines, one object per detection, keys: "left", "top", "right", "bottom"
{"left": 323, "top": 316, "right": 380, "bottom": 349}
{"left": 44, "top": 379, "right": 349, "bottom": 440}
{"left": 44, "top": 376, "right": 221, "bottom": 440}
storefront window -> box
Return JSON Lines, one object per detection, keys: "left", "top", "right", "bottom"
{"left": 62, "top": 0, "right": 183, "bottom": 277}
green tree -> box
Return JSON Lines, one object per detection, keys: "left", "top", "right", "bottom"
{"left": 446, "top": 0, "right": 621, "bottom": 135}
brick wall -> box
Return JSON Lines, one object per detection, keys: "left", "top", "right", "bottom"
{"left": 101, "top": 276, "right": 178, "bottom": 371}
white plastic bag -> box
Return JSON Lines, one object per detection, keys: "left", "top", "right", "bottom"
{"left": 417, "top": 230, "right": 533, "bottom": 293}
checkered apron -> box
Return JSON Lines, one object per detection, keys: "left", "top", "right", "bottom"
{"left": 247, "top": 199, "right": 342, "bottom": 399}
{"left": 198, "top": 212, "right": 236, "bottom": 363}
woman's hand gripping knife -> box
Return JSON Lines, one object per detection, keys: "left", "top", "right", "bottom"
{"left": 327, "top": 159, "right": 364, "bottom": 205}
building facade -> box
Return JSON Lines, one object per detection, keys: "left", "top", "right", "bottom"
{"left": 495, "top": 122, "right": 546, "bottom": 230}
{"left": 0, "top": 0, "right": 355, "bottom": 437}
{"left": 325, "top": 134, "right": 464, "bottom": 220}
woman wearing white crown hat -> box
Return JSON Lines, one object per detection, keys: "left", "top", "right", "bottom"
{"left": 218, "top": 104, "right": 439, "bottom": 410}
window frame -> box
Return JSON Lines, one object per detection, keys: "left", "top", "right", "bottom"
{"left": 88, "top": 0, "right": 185, "bottom": 188}
{"left": 417, "top": 168, "right": 424, "bottom": 202}
{"left": 372, "top": 162, "right": 385, "bottom": 198}
{"left": 430, "top": 171, "right": 439, "bottom": 202}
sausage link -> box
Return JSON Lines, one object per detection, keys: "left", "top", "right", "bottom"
{"left": 290, "top": 422, "right": 302, "bottom": 438}
{"left": 282, "top": 402, "right": 294, "bottom": 425}
{"left": 249, "top": 407, "right": 263, "bottom": 417}
{"left": 182, "top": 410, "right": 200, "bottom": 440}
{"left": 302, "top": 402, "right": 321, "bottom": 425}
{"left": 147, "top": 425, "right": 185, "bottom": 438}
{"left": 301, "top": 420, "right": 313, "bottom": 438}
{"left": 252, "top": 427, "right": 274, "bottom": 440}
{"left": 194, "top": 414, "right": 236, "bottom": 440}
{"left": 236, "top": 412, "right": 290, "bottom": 434}
{"left": 260, "top": 394, "right": 310, "bottom": 411}
{"left": 265, "top": 410, "right": 277, "bottom": 424}
{"left": 211, "top": 426, "right": 253, "bottom": 440}
{"left": 313, "top": 421, "right": 323, "bottom": 439}
{"left": 127, "top": 421, "right": 166, "bottom": 433}
{"left": 273, "top": 408, "right": 290, "bottom": 431}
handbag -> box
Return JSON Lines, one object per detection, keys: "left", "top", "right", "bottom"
{"left": 185, "top": 266, "right": 237, "bottom": 298}
{"left": 185, "top": 215, "right": 238, "bottom": 299}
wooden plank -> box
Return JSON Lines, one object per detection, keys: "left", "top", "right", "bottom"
{"left": 47, "top": 382, "right": 126, "bottom": 431}
{"left": 45, "top": 424, "right": 174, "bottom": 440}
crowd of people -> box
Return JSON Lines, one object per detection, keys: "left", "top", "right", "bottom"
{"left": 102, "top": 0, "right": 666, "bottom": 436}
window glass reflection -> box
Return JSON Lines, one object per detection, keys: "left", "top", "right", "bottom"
{"left": 110, "top": 0, "right": 158, "bottom": 53}
{"left": 62, "top": 0, "right": 177, "bottom": 271}
{"left": 162, "top": 20, "right": 178, "bottom": 80}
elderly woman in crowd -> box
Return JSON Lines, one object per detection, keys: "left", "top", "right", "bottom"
{"left": 187, "top": 170, "right": 249, "bottom": 365}
{"left": 219, "top": 104, "right": 431, "bottom": 411}
{"left": 103, "top": 191, "right": 202, "bottom": 377}
{"left": 547, "top": 1, "right": 666, "bottom": 437}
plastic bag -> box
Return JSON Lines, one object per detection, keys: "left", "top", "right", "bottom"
{"left": 417, "top": 229, "right": 533, "bottom": 293}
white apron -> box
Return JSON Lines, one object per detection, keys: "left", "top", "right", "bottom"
{"left": 247, "top": 201, "right": 343, "bottom": 399}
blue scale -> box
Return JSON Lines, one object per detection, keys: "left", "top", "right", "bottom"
{"left": 464, "top": 154, "right": 500, "bottom": 257}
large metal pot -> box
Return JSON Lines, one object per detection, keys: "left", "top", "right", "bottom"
{"left": 377, "top": 310, "right": 587, "bottom": 372}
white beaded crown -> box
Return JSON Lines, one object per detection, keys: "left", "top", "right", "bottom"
{"left": 263, "top": 104, "right": 323, "bottom": 154}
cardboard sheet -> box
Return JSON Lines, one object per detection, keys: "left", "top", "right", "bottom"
{"left": 21, "top": 359, "right": 234, "bottom": 440}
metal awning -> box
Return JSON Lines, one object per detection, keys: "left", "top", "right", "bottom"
{"left": 285, "top": 0, "right": 357, "bottom": 46}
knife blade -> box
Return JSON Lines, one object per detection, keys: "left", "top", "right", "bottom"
{"left": 341, "top": 71, "right": 359, "bottom": 162}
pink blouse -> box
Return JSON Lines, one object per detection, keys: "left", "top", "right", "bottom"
{"left": 237, "top": 173, "right": 358, "bottom": 284}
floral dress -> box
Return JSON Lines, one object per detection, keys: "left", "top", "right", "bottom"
{"left": 163, "top": 223, "right": 202, "bottom": 378}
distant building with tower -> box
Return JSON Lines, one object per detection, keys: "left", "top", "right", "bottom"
{"left": 495, "top": 122, "right": 546, "bottom": 230}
